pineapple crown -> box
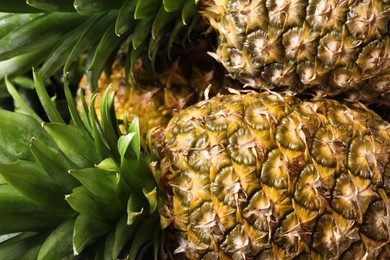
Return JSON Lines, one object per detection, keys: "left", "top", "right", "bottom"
{"left": 0, "top": 69, "right": 162, "bottom": 259}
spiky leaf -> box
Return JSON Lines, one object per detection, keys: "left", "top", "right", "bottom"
{"left": 66, "top": 187, "right": 122, "bottom": 223}
{"left": 0, "top": 109, "right": 53, "bottom": 163}
{"left": 42, "top": 123, "right": 100, "bottom": 168}
{"left": 0, "top": 160, "right": 70, "bottom": 211}
{"left": 69, "top": 167, "right": 122, "bottom": 208}
{"left": 73, "top": 215, "right": 112, "bottom": 256}
{"left": 37, "top": 218, "right": 75, "bottom": 260}
{"left": 0, "top": 183, "right": 69, "bottom": 233}
{"left": 30, "top": 137, "right": 80, "bottom": 192}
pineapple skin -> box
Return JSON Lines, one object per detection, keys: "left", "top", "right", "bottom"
{"left": 160, "top": 92, "right": 390, "bottom": 259}
{"left": 202, "top": 0, "right": 390, "bottom": 104}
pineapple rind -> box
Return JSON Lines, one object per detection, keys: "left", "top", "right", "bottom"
{"left": 203, "top": 0, "right": 390, "bottom": 104}
{"left": 161, "top": 91, "right": 390, "bottom": 259}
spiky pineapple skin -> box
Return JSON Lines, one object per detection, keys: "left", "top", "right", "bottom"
{"left": 203, "top": 0, "right": 390, "bottom": 104}
{"left": 160, "top": 92, "right": 390, "bottom": 259}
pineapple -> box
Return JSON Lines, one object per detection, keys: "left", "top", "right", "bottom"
{"left": 201, "top": 0, "right": 390, "bottom": 104}
{"left": 0, "top": 72, "right": 389, "bottom": 259}
{"left": 159, "top": 90, "right": 390, "bottom": 259}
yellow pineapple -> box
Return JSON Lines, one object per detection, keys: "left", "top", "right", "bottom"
{"left": 159, "top": 91, "right": 390, "bottom": 259}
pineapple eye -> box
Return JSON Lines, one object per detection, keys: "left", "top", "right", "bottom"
{"left": 273, "top": 212, "right": 302, "bottom": 259}
{"left": 205, "top": 113, "right": 229, "bottom": 132}
{"left": 261, "top": 149, "right": 289, "bottom": 190}
{"left": 244, "top": 101, "right": 272, "bottom": 131}
{"left": 332, "top": 172, "right": 377, "bottom": 221}
{"left": 293, "top": 164, "right": 322, "bottom": 212}
{"left": 187, "top": 202, "right": 218, "bottom": 250}
{"left": 211, "top": 165, "right": 239, "bottom": 205}
{"left": 357, "top": 40, "right": 389, "bottom": 74}
{"left": 312, "top": 213, "right": 359, "bottom": 258}
{"left": 220, "top": 225, "right": 250, "bottom": 256}
{"left": 360, "top": 199, "right": 390, "bottom": 242}
{"left": 227, "top": 128, "right": 258, "bottom": 165}
{"left": 311, "top": 126, "right": 348, "bottom": 168}
{"left": 347, "top": 135, "right": 386, "bottom": 182}
{"left": 276, "top": 114, "right": 306, "bottom": 151}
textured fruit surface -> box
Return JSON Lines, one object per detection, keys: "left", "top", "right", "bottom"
{"left": 160, "top": 92, "right": 390, "bottom": 259}
{"left": 203, "top": 0, "right": 390, "bottom": 104}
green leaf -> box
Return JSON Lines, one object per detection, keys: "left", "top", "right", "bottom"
{"left": 74, "top": 0, "right": 124, "bottom": 13}
{"left": 66, "top": 187, "right": 122, "bottom": 223}
{"left": 39, "top": 16, "right": 99, "bottom": 81}
{"left": 182, "top": 0, "right": 198, "bottom": 25}
{"left": 4, "top": 76, "right": 43, "bottom": 123}
{"left": 120, "top": 157, "right": 155, "bottom": 193}
{"left": 127, "top": 44, "right": 145, "bottom": 75}
{"left": 0, "top": 0, "right": 41, "bottom": 12}
{"left": 63, "top": 75, "right": 90, "bottom": 134}
{"left": 167, "top": 18, "right": 186, "bottom": 58}
{"left": 116, "top": 174, "right": 132, "bottom": 206}
{"left": 26, "top": 0, "right": 76, "bottom": 12}
{"left": 127, "top": 195, "right": 144, "bottom": 225}
{"left": 103, "top": 230, "right": 115, "bottom": 260}
{"left": 69, "top": 167, "right": 121, "bottom": 207}
{"left": 99, "top": 88, "right": 121, "bottom": 159}
{"left": 0, "top": 14, "right": 38, "bottom": 39}
{"left": 0, "top": 184, "right": 70, "bottom": 234}
{"left": 152, "top": 5, "right": 178, "bottom": 39}
{"left": 43, "top": 123, "right": 99, "bottom": 168}
{"left": 76, "top": 88, "right": 92, "bottom": 132}
{"left": 30, "top": 137, "right": 80, "bottom": 192}
{"left": 132, "top": 17, "right": 154, "bottom": 49}
{"left": 143, "top": 187, "right": 158, "bottom": 215}
{"left": 0, "top": 233, "right": 47, "bottom": 260}
{"left": 73, "top": 215, "right": 112, "bottom": 256}
{"left": 127, "top": 118, "right": 141, "bottom": 159}
{"left": 96, "top": 157, "right": 120, "bottom": 172}
{"left": 37, "top": 218, "right": 75, "bottom": 260}
{"left": 88, "top": 95, "right": 112, "bottom": 160}
{"left": 118, "top": 132, "right": 136, "bottom": 164}
{"left": 33, "top": 68, "right": 65, "bottom": 123}
{"left": 87, "top": 23, "right": 123, "bottom": 89}
{"left": 63, "top": 12, "right": 115, "bottom": 74}
{"left": 0, "top": 39, "right": 57, "bottom": 81}
{"left": 0, "top": 109, "right": 53, "bottom": 164}
{"left": 21, "top": 242, "right": 42, "bottom": 260}
{"left": 128, "top": 214, "right": 159, "bottom": 259}
{"left": 11, "top": 75, "right": 34, "bottom": 89}
{"left": 0, "top": 12, "right": 87, "bottom": 60}
{"left": 163, "top": 0, "right": 186, "bottom": 12}
{"left": 134, "top": 0, "right": 161, "bottom": 19}
{"left": 115, "top": 0, "right": 137, "bottom": 36}
{"left": 0, "top": 160, "right": 70, "bottom": 211}
{"left": 148, "top": 25, "right": 169, "bottom": 68}
{"left": 112, "top": 215, "right": 137, "bottom": 259}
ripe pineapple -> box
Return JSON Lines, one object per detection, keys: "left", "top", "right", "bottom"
{"left": 201, "top": 0, "right": 390, "bottom": 104}
{"left": 159, "top": 91, "right": 390, "bottom": 259}
{"left": 1, "top": 72, "right": 389, "bottom": 259}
